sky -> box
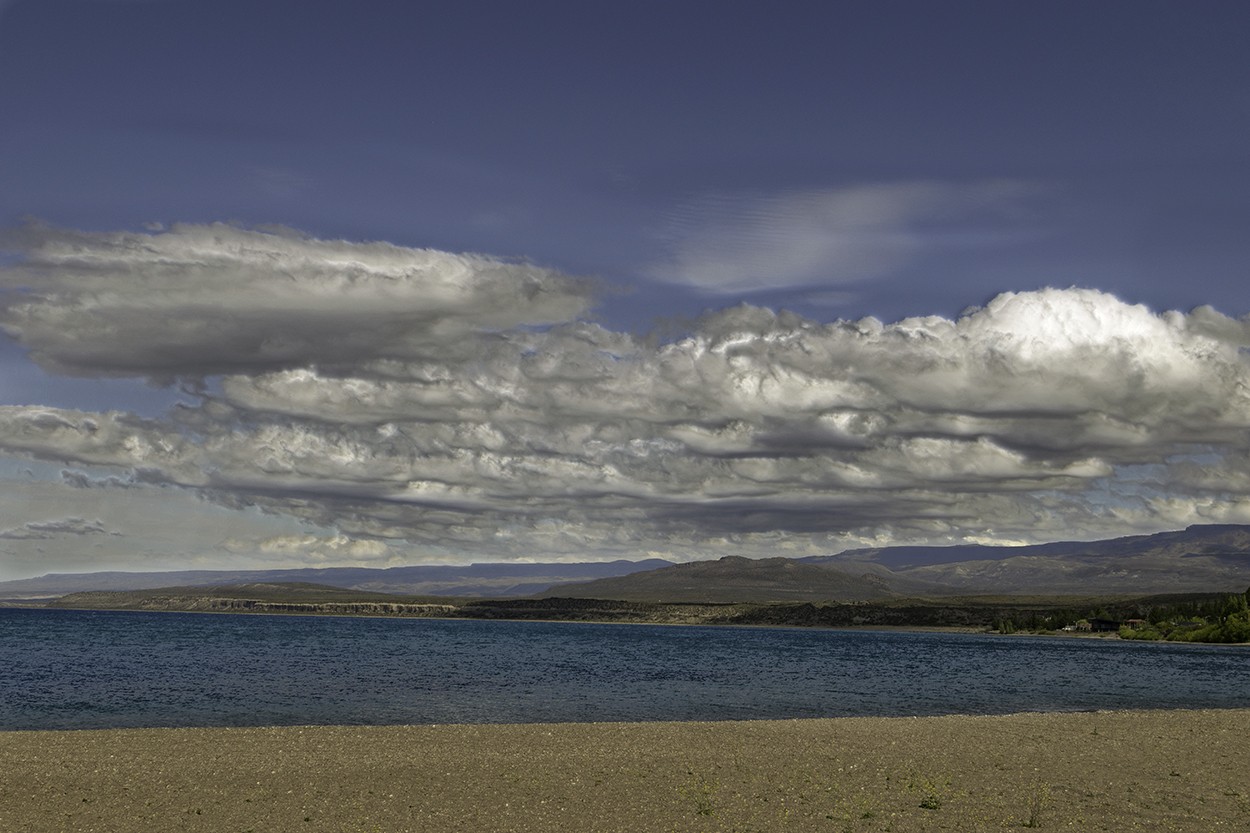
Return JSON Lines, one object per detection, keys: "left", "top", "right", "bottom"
{"left": 2, "top": 0, "right": 1250, "bottom": 580}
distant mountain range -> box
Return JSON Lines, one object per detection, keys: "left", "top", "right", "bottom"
{"left": 5, "top": 525, "right": 1250, "bottom": 603}
{"left": 809, "top": 524, "right": 1250, "bottom": 596}
{"left": 535, "top": 556, "right": 920, "bottom": 603}
{"left": 0, "top": 559, "right": 674, "bottom": 601}
{"left": 545, "top": 525, "right": 1250, "bottom": 602}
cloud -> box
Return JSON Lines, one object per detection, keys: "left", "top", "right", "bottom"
{"left": 0, "top": 467, "right": 363, "bottom": 580}
{"left": 4, "top": 247, "right": 1250, "bottom": 562}
{"left": 60, "top": 469, "right": 139, "bottom": 489}
{"left": 0, "top": 222, "right": 594, "bottom": 380}
{"left": 0, "top": 517, "right": 119, "bottom": 540}
{"left": 648, "top": 180, "right": 1043, "bottom": 293}
{"left": 220, "top": 533, "right": 395, "bottom": 565}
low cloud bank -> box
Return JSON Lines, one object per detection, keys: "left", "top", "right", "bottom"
{"left": 0, "top": 517, "right": 119, "bottom": 540}
{"left": 0, "top": 222, "right": 593, "bottom": 379}
{"left": 3, "top": 223, "right": 1250, "bottom": 561}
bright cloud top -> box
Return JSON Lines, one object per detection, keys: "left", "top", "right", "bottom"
{"left": 3, "top": 224, "right": 1250, "bottom": 565}
{"left": 0, "top": 223, "right": 594, "bottom": 379}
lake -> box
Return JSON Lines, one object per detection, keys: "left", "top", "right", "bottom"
{"left": 2, "top": 607, "right": 1247, "bottom": 730}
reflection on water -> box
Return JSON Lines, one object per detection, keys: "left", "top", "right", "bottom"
{"left": 2, "top": 608, "right": 1247, "bottom": 730}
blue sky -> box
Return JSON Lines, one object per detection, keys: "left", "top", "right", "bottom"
{"left": 2, "top": 0, "right": 1250, "bottom": 578}
{"left": 5, "top": 1, "right": 1249, "bottom": 327}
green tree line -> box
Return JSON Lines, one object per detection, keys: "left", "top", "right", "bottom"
{"left": 1118, "top": 587, "right": 1250, "bottom": 643}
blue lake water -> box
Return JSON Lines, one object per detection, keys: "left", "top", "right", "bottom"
{"left": 2, "top": 607, "right": 1248, "bottom": 731}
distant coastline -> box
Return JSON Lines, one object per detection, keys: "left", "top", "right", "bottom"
{"left": 27, "top": 582, "right": 1249, "bottom": 644}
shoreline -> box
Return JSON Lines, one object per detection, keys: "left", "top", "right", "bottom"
{"left": 2, "top": 709, "right": 1246, "bottom": 832}
{"left": 17, "top": 603, "right": 1246, "bottom": 646}
{"left": 28, "top": 584, "right": 1250, "bottom": 644}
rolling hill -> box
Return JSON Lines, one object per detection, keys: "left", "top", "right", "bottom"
{"left": 807, "top": 524, "right": 1250, "bottom": 595}
{"left": 539, "top": 556, "right": 939, "bottom": 603}
{"left": 7, "top": 525, "right": 1250, "bottom": 606}
{"left": 544, "top": 525, "right": 1250, "bottom": 602}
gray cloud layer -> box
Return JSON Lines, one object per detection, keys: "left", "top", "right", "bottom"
{"left": 0, "top": 222, "right": 593, "bottom": 379}
{"left": 3, "top": 224, "right": 1250, "bottom": 561}
{"left": 0, "top": 517, "right": 119, "bottom": 540}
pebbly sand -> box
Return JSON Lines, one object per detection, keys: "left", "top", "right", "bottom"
{"left": 2, "top": 709, "right": 1247, "bottom": 832}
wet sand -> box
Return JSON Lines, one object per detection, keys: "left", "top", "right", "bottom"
{"left": 2, "top": 709, "right": 1247, "bottom": 832}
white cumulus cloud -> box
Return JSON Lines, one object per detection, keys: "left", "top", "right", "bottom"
{"left": 2, "top": 223, "right": 1250, "bottom": 560}
{"left": 4, "top": 223, "right": 1250, "bottom": 566}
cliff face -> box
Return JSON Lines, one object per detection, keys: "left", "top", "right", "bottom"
{"left": 42, "top": 583, "right": 1246, "bottom": 635}
{"left": 52, "top": 591, "right": 460, "bottom": 617}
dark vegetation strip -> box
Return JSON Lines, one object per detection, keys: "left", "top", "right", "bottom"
{"left": 1114, "top": 589, "right": 1250, "bottom": 643}
{"left": 46, "top": 584, "right": 1250, "bottom": 641}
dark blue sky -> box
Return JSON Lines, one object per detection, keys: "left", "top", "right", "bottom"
{"left": 3, "top": 0, "right": 1248, "bottom": 332}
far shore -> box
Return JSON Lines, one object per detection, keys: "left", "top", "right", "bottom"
{"left": 0, "top": 601, "right": 1092, "bottom": 635}
{"left": 11, "top": 601, "right": 1237, "bottom": 645}
{"left": 2, "top": 709, "right": 1247, "bottom": 832}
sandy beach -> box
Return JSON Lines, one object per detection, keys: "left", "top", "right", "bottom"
{"left": 2, "top": 709, "right": 1246, "bottom": 832}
